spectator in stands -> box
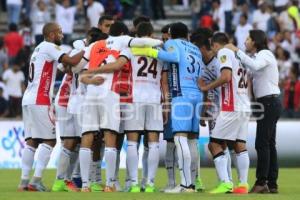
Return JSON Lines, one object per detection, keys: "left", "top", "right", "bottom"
{"left": 252, "top": 0, "right": 271, "bottom": 32}
{"left": 276, "top": 46, "right": 292, "bottom": 85}
{"left": 3, "top": 23, "right": 24, "bottom": 64}
{"left": 234, "top": 13, "right": 253, "bottom": 51}
{"left": 54, "top": 0, "right": 83, "bottom": 44}
{"left": 31, "top": 0, "right": 51, "bottom": 45}
{"left": 191, "top": 0, "right": 201, "bottom": 31}
{"left": 140, "top": 0, "right": 151, "bottom": 17}
{"left": 220, "top": 0, "right": 234, "bottom": 34}
{"left": 6, "top": 0, "right": 22, "bottom": 24}
{"left": 19, "top": 18, "right": 34, "bottom": 48}
{"left": 151, "top": 0, "right": 166, "bottom": 20}
{"left": 121, "top": 0, "right": 135, "bottom": 19}
{"left": 233, "top": 3, "right": 253, "bottom": 29}
{"left": 212, "top": 0, "right": 225, "bottom": 32}
{"left": 101, "top": 0, "right": 123, "bottom": 20}
{"left": 23, "top": 0, "right": 32, "bottom": 19}
{"left": 283, "top": 65, "right": 300, "bottom": 118}
{"left": 2, "top": 60, "right": 25, "bottom": 118}
{"left": 0, "top": 37, "right": 9, "bottom": 77}
{"left": 0, "top": 87, "right": 9, "bottom": 118}
{"left": 87, "top": 0, "right": 105, "bottom": 28}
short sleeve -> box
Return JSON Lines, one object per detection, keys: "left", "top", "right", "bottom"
{"left": 217, "top": 49, "right": 233, "bottom": 71}
{"left": 120, "top": 48, "right": 132, "bottom": 61}
{"left": 47, "top": 43, "right": 66, "bottom": 63}
{"left": 83, "top": 44, "right": 93, "bottom": 61}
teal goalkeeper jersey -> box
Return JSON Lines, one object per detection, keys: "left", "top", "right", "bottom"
{"left": 158, "top": 39, "right": 203, "bottom": 97}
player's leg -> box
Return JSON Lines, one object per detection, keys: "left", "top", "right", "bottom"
{"left": 89, "top": 134, "right": 102, "bottom": 192}
{"left": 28, "top": 105, "right": 56, "bottom": 192}
{"left": 141, "top": 133, "right": 149, "bottom": 191}
{"left": 19, "top": 106, "right": 38, "bottom": 191}
{"left": 233, "top": 112, "right": 250, "bottom": 194}
{"left": 115, "top": 133, "right": 125, "bottom": 191}
{"left": 166, "top": 97, "right": 194, "bottom": 193}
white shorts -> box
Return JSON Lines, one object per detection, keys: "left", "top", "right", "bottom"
{"left": 211, "top": 111, "right": 250, "bottom": 141}
{"left": 55, "top": 105, "right": 81, "bottom": 138}
{"left": 23, "top": 105, "right": 56, "bottom": 140}
{"left": 124, "top": 103, "right": 163, "bottom": 132}
{"left": 81, "top": 92, "right": 120, "bottom": 135}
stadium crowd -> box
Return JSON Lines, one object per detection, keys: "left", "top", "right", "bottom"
{"left": 0, "top": 0, "right": 299, "bottom": 119}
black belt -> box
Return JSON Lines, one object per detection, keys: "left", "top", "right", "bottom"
{"left": 256, "top": 94, "right": 279, "bottom": 101}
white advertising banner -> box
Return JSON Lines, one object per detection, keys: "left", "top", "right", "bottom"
{"left": 0, "top": 120, "right": 299, "bottom": 168}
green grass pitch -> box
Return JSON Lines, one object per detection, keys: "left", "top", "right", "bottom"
{"left": 0, "top": 168, "right": 299, "bottom": 200}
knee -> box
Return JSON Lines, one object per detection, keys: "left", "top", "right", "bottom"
{"left": 234, "top": 140, "right": 247, "bottom": 153}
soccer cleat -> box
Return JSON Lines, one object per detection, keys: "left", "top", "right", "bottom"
{"left": 52, "top": 179, "right": 66, "bottom": 192}
{"left": 81, "top": 187, "right": 91, "bottom": 192}
{"left": 233, "top": 183, "right": 249, "bottom": 194}
{"left": 72, "top": 177, "right": 82, "bottom": 188}
{"left": 65, "top": 180, "right": 80, "bottom": 192}
{"left": 90, "top": 182, "right": 103, "bottom": 192}
{"left": 164, "top": 185, "right": 195, "bottom": 193}
{"left": 160, "top": 184, "right": 176, "bottom": 192}
{"left": 145, "top": 185, "right": 156, "bottom": 193}
{"left": 128, "top": 185, "right": 141, "bottom": 193}
{"left": 209, "top": 182, "right": 233, "bottom": 194}
{"left": 28, "top": 182, "right": 48, "bottom": 192}
{"left": 18, "top": 179, "right": 29, "bottom": 191}
{"left": 114, "top": 180, "right": 122, "bottom": 192}
{"left": 103, "top": 185, "right": 116, "bottom": 192}
{"left": 195, "top": 178, "right": 205, "bottom": 192}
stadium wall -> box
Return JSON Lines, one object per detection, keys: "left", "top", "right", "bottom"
{"left": 0, "top": 120, "right": 299, "bottom": 168}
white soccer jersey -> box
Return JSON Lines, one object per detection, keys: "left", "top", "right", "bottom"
{"left": 120, "top": 48, "right": 164, "bottom": 104}
{"left": 201, "top": 57, "right": 220, "bottom": 114}
{"left": 54, "top": 73, "right": 73, "bottom": 108}
{"left": 217, "top": 48, "right": 250, "bottom": 112}
{"left": 22, "top": 41, "right": 66, "bottom": 106}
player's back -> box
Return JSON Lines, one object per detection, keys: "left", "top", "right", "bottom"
{"left": 164, "top": 39, "right": 202, "bottom": 97}
{"left": 217, "top": 48, "right": 250, "bottom": 112}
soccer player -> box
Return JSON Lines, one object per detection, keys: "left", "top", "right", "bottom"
{"left": 19, "top": 22, "right": 85, "bottom": 191}
{"left": 98, "top": 15, "right": 114, "bottom": 34}
{"left": 51, "top": 28, "right": 107, "bottom": 192}
{"left": 198, "top": 32, "right": 251, "bottom": 194}
{"left": 132, "top": 22, "right": 203, "bottom": 193}
{"left": 79, "top": 21, "right": 162, "bottom": 192}
{"left": 191, "top": 28, "right": 234, "bottom": 190}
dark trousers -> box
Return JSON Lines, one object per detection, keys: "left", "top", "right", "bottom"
{"left": 255, "top": 96, "right": 281, "bottom": 188}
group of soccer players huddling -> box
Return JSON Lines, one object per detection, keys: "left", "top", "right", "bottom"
{"left": 18, "top": 15, "right": 253, "bottom": 194}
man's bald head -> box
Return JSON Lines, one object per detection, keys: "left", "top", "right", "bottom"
{"left": 42, "top": 22, "right": 63, "bottom": 45}
{"left": 43, "top": 22, "right": 60, "bottom": 38}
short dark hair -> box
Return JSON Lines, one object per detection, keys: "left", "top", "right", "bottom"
{"left": 161, "top": 24, "right": 171, "bottom": 34}
{"left": 87, "top": 27, "right": 108, "bottom": 44}
{"left": 190, "top": 28, "right": 213, "bottom": 49}
{"left": 109, "top": 21, "right": 129, "bottom": 36}
{"left": 211, "top": 32, "right": 229, "bottom": 45}
{"left": 249, "top": 30, "right": 269, "bottom": 51}
{"left": 98, "top": 15, "right": 113, "bottom": 25}
{"left": 136, "top": 22, "right": 153, "bottom": 37}
{"left": 9, "top": 23, "right": 18, "bottom": 31}
{"left": 133, "top": 15, "right": 150, "bottom": 28}
{"left": 240, "top": 13, "right": 248, "bottom": 21}
{"left": 170, "top": 22, "right": 188, "bottom": 39}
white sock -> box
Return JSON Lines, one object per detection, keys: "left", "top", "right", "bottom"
{"left": 213, "top": 153, "right": 230, "bottom": 183}
{"left": 66, "top": 146, "right": 79, "bottom": 180}
{"left": 56, "top": 147, "right": 72, "bottom": 179}
{"left": 79, "top": 147, "right": 92, "bottom": 188}
{"left": 96, "top": 160, "right": 102, "bottom": 184}
{"left": 174, "top": 136, "right": 192, "bottom": 187}
{"left": 236, "top": 151, "right": 249, "bottom": 184}
{"left": 224, "top": 148, "right": 233, "bottom": 182}
{"left": 89, "top": 161, "right": 98, "bottom": 183}
{"left": 188, "top": 139, "right": 198, "bottom": 185}
{"left": 125, "top": 155, "right": 131, "bottom": 189}
{"left": 72, "top": 159, "right": 81, "bottom": 178}
{"left": 21, "top": 145, "right": 36, "bottom": 180}
{"left": 115, "top": 150, "right": 121, "bottom": 182}
{"left": 230, "top": 149, "right": 237, "bottom": 168}
{"left": 165, "top": 142, "right": 176, "bottom": 187}
{"left": 105, "top": 147, "right": 117, "bottom": 187}
{"left": 142, "top": 146, "right": 149, "bottom": 187}
{"left": 127, "top": 141, "right": 138, "bottom": 185}
{"left": 33, "top": 143, "right": 53, "bottom": 178}
{"left": 147, "top": 142, "right": 159, "bottom": 186}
